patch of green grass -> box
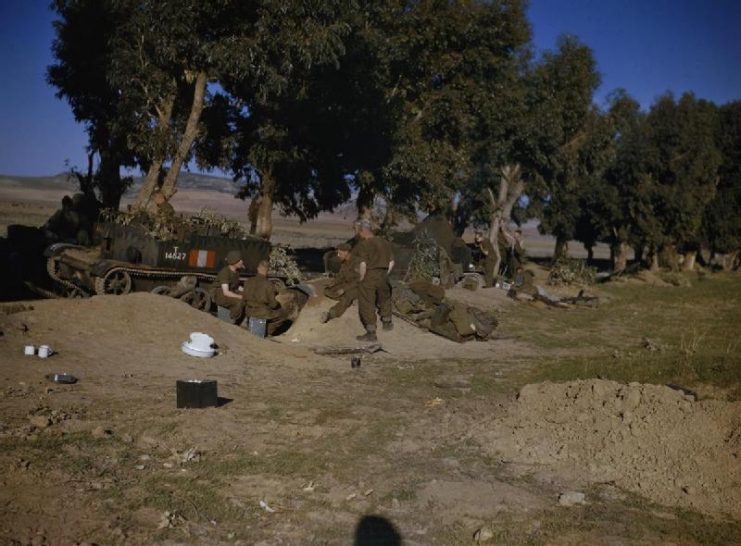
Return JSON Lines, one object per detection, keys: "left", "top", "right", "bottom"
{"left": 502, "top": 274, "right": 741, "bottom": 398}
{"left": 140, "top": 476, "right": 246, "bottom": 522}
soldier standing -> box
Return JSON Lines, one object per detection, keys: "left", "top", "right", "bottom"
{"left": 474, "top": 230, "right": 496, "bottom": 288}
{"left": 354, "top": 220, "right": 394, "bottom": 342}
{"left": 213, "top": 250, "right": 245, "bottom": 324}
{"left": 243, "top": 259, "right": 291, "bottom": 336}
{"left": 321, "top": 242, "right": 359, "bottom": 323}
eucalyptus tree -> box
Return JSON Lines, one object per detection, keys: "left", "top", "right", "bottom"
{"left": 196, "top": 1, "right": 352, "bottom": 239}
{"left": 48, "top": 0, "right": 137, "bottom": 209}
{"left": 523, "top": 35, "right": 601, "bottom": 259}
{"left": 643, "top": 93, "right": 721, "bottom": 270}
{"left": 702, "top": 100, "right": 741, "bottom": 269}
{"left": 379, "top": 0, "right": 532, "bottom": 226}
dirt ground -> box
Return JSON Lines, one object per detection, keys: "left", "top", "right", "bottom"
{"left": 1, "top": 179, "right": 740, "bottom": 545}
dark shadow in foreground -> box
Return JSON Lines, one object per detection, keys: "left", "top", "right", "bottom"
{"left": 354, "top": 515, "right": 403, "bottom": 546}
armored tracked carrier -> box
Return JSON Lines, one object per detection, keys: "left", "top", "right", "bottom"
{"left": 44, "top": 221, "right": 271, "bottom": 311}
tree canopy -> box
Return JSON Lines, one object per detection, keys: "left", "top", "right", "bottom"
{"left": 48, "top": 0, "right": 741, "bottom": 265}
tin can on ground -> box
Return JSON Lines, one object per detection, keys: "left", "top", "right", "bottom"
{"left": 351, "top": 356, "right": 361, "bottom": 369}
{"left": 248, "top": 317, "right": 267, "bottom": 338}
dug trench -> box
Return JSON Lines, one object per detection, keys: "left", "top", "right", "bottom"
{"left": 0, "top": 277, "right": 740, "bottom": 545}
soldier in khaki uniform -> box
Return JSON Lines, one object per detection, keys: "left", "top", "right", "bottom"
{"left": 474, "top": 230, "right": 496, "bottom": 288}
{"left": 354, "top": 220, "right": 395, "bottom": 342}
{"left": 243, "top": 260, "right": 290, "bottom": 336}
{"left": 151, "top": 190, "right": 176, "bottom": 223}
{"left": 213, "top": 250, "right": 245, "bottom": 323}
{"left": 321, "top": 242, "right": 359, "bottom": 323}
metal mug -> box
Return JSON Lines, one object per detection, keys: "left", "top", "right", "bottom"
{"left": 24, "top": 345, "right": 35, "bottom": 356}
{"left": 38, "top": 345, "right": 52, "bottom": 359}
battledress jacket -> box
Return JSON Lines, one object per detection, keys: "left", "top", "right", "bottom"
{"left": 242, "top": 275, "right": 281, "bottom": 319}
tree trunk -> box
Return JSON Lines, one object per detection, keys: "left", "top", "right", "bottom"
{"left": 356, "top": 187, "right": 374, "bottom": 220}
{"left": 633, "top": 245, "right": 644, "bottom": 267}
{"left": 485, "top": 164, "right": 524, "bottom": 279}
{"left": 648, "top": 245, "right": 660, "bottom": 272}
{"left": 248, "top": 196, "right": 261, "bottom": 235}
{"left": 255, "top": 173, "right": 274, "bottom": 240}
{"left": 682, "top": 250, "right": 697, "bottom": 271}
{"left": 97, "top": 151, "right": 124, "bottom": 210}
{"left": 135, "top": 93, "right": 176, "bottom": 207}
{"left": 662, "top": 244, "right": 679, "bottom": 271}
{"left": 488, "top": 216, "right": 503, "bottom": 281}
{"left": 554, "top": 237, "right": 568, "bottom": 260}
{"left": 612, "top": 242, "right": 629, "bottom": 273}
{"left": 160, "top": 71, "right": 208, "bottom": 199}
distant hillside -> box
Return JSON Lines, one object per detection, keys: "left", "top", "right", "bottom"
{"left": 0, "top": 171, "right": 246, "bottom": 195}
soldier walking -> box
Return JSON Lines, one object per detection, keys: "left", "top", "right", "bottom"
{"left": 353, "top": 220, "right": 394, "bottom": 342}
{"left": 321, "top": 242, "right": 359, "bottom": 323}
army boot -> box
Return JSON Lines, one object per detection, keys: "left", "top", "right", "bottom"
{"left": 382, "top": 320, "right": 394, "bottom": 331}
{"left": 356, "top": 328, "right": 377, "bottom": 342}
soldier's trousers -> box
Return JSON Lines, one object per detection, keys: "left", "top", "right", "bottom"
{"left": 248, "top": 306, "right": 291, "bottom": 336}
{"left": 358, "top": 269, "right": 392, "bottom": 331}
{"left": 216, "top": 296, "right": 245, "bottom": 323}
{"left": 328, "top": 286, "right": 358, "bottom": 319}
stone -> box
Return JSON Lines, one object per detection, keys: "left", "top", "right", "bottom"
{"left": 92, "top": 426, "right": 113, "bottom": 439}
{"left": 473, "top": 526, "right": 495, "bottom": 543}
{"left": 29, "top": 415, "right": 51, "bottom": 429}
{"left": 558, "top": 491, "right": 587, "bottom": 506}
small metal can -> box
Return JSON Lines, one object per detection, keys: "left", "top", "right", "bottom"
{"left": 351, "top": 356, "right": 361, "bottom": 369}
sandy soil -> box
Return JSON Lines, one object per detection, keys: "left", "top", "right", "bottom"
{"left": 0, "top": 292, "right": 539, "bottom": 545}
{"left": 1, "top": 180, "right": 737, "bottom": 545}
{"left": 474, "top": 379, "right": 741, "bottom": 518}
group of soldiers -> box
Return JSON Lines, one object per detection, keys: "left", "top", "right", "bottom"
{"left": 212, "top": 215, "right": 526, "bottom": 341}
{"left": 213, "top": 250, "right": 294, "bottom": 336}
{"left": 320, "top": 217, "right": 511, "bottom": 343}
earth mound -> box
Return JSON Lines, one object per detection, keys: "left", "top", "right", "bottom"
{"left": 476, "top": 379, "right": 741, "bottom": 518}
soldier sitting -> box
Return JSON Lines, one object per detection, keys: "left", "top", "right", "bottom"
{"left": 321, "top": 242, "right": 359, "bottom": 323}
{"left": 243, "top": 259, "right": 291, "bottom": 336}
{"left": 43, "top": 195, "right": 80, "bottom": 243}
{"left": 213, "top": 250, "right": 246, "bottom": 324}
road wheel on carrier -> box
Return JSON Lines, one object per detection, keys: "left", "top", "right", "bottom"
{"left": 95, "top": 269, "right": 133, "bottom": 295}
{"left": 151, "top": 285, "right": 173, "bottom": 297}
{"left": 180, "top": 288, "right": 212, "bottom": 312}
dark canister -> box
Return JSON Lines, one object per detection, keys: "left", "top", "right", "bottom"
{"left": 351, "top": 356, "right": 361, "bottom": 369}
{"left": 176, "top": 379, "right": 218, "bottom": 408}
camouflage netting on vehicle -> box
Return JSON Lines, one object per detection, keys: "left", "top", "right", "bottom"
{"left": 547, "top": 257, "right": 596, "bottom": 286}
{"left": 405, "top": 229, "right": 440, "bottom": 282}
{"left": 100, "top": 209, "right": 248, "bottom": 241}
{"left": 269, "top": 245, "right": 303, "bottom": 286}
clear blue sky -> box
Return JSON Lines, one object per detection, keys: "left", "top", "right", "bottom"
{"left": 0, "top": 0, "right": 739, "bottom": 176}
